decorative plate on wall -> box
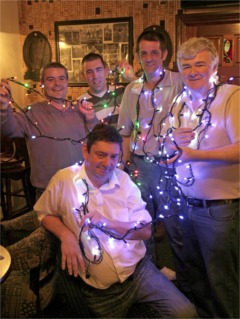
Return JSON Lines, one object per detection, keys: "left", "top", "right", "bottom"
{"left": 23, "top": 31, "right": 52, "bottom": 81}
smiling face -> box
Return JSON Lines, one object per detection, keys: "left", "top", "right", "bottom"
{"left": 138, "top": 40, "right": 167, "bottom": 79}
{"left": 180, "top": 50, "right": 217, "bottom": 96}
{"left": 82, "top": 141, "right": 120, "bottom": 188}
{"left": 82, "top": 58, "right": 109, "bottom": 96}
{"left": 41, "top": 67, "right": 68, "bottom": 103}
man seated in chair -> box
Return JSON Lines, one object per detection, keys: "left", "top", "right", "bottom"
{"left": 34, "top": 123, "right": 197, "bottom": 319}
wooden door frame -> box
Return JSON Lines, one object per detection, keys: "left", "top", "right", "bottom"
{"left": 176, "top": 10, "right": 239, "bottom": 49}
{"left": 174, "top": 10, "right": 240, "bottom": 81}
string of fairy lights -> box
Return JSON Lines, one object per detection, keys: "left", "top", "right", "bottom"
{"left": 3, "top": 77, "right": 88, "bottom": 144}
{"left": 80, "top": 86, "right": 124, "bottom": 126}
{"left": 75, "top": 76, "right": 235, "bottom": 270}
{"left": 124, "top": 76, "right": 234, "bottom": 217}
{"left": 4, "top": 67, "right": 125, "bottom": 143}
{"left": 1, "top": 72, "right": 235, "bottom": 269}
{"left": 80, "top": 66, "right": 126, "bottom": 125}
{"left": 75, "top": 178, "right": 154, "bottom": 270}
{"left": 122, "top": 70, "right": 183, "bottom": 215}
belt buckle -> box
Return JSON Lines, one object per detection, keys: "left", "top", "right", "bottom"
{"left": 186, "top": 198, "right": 194, "bottom": 207}
{"left": 186, "top": 198, "right": 205, "bottom": 207}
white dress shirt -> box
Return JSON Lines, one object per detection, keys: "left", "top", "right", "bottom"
{"left": 34, "top": 163, "right": 151, "bottom": 289}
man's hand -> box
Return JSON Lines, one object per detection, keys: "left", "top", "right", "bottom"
{"left": 117, "top": 60, "right": 137, "bottom": 82}
{"left": 78, "top": 99, "right": 95, "bottom": 120}
{"left": 79, "top": 211, "right": 109, "bottom": 231}
{"left": 161, "top": 142, "right": 240, "bottom": 167}
{"left": 160, "top": 145, "right": 195, "bottom": 167}
{"left": 60, "top": 230, "right": 86, "bottom": 277}
{"left": 0, "top": 79, "right": 11, "bottom": 109}
{"left": 79, "top": 210, "right": 151, "bottom": 241}
{"left": 172, "top": 127, "right": 195, "bottom": 146}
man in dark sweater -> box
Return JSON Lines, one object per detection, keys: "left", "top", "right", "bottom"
{"left": 0, "top": 62, "right": 98, "bottom": 200}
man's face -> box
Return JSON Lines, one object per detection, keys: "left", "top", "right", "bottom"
{"left": 82, "top": 141, "right": 120, "bottom": 187}
{"left": 180, "top": 50, "right": 217, "bottom": 95}
{"left": 42, "top": 68, "right": 68, "bottom": 102}
{"left": 138, "top": 40, "right": 167, "bottom": 77}
{"left": 82, "top": 59, "right": 108, "bottom": 96}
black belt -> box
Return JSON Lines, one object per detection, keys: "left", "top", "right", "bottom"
{"left": 131, "top": 153, "right": 145, "bottom": 159}
{"left": 131, "top": 153, "right": 160, "bottom": 160}
{"left": 185, "top": 197, "right": 239, "bottom": 208}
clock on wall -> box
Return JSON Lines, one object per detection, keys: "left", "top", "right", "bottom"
{"left": 23, "top": 31, "right": 52, "bottom": 81}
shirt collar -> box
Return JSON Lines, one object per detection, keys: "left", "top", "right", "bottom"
{"left": 50, "top": 100, "right": 71, "bottom": 111}
{"left": 87, "top": 83, "right": 111, "bottom": 99}
{"left": 74, "top": 162, "right": 120, "bottom": 190}
{"left": 131, "top": 70, "right": 171, "bottom": 95}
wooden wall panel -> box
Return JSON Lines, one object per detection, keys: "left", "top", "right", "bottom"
{"left": 235, "top": 35, "right": 240, "bottom": 65}
{"left": 176, "top": 9, "right": 240, "bottom": 85}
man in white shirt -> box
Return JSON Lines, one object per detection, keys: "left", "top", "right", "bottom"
{"left": 79, "top": 52, "right": 176, "bottom": 281}
{"left": 160, "top": 37, "right": 240, "bottom": 318}
{"left": 34, "top": 123, "right": 197, "bottom": 318}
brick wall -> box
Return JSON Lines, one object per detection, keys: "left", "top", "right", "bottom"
{"left": 17, "top": 0, "right": 181, "bottom": 103}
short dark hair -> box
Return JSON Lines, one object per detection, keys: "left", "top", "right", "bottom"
{"left": 136, "top": 29, "right": 167, "bottom": 54}
{"left": 40, "top": 62, "right": 68, "bottom": 81}
{"left": 86, "top": 123, "right": 123, "bottom": 152}
{"left": 82, "top": 52, "right": 107, "bottom": 69}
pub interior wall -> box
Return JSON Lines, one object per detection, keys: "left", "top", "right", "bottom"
{"left": 6, "top": 0, "right": 181, "bottom": 104}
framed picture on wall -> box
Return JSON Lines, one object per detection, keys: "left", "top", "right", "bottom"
{"left": 55, "top": 17, "right": 133, "bottom": 86}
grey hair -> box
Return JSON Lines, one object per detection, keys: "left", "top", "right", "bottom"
{"left": 177, "top": 37, "right": 219, "bottom": 72}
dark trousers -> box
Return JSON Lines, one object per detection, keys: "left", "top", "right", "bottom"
{"left": 181, "top": 200, "right": 239, "bottom": 318}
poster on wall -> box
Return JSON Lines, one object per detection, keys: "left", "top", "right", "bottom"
{"left": 55, "top": 17, "right": 133, "bottom": 86}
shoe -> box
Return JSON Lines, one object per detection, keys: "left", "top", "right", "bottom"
{"left": 160, "top": 266, "right": 176, "bottom": 281}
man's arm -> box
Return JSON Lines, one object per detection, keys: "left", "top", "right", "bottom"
{"left": 116, "top": 61, "right": 137, "bottom": 82}
{"left": 104, "top": 219, "right": 151, "bottom": 240}
{"left": 79, "top": 211, "right": 151, "bottom": 241}
{"left": 166, "top": 142, "right": 240, "bottom": 165}
{"left": 0, "top": 79, "right": 26, "bottom": 138}
{"left": 0, "top": 79, "right": 11, "bottom": 109}
{"left": 119, "top": 135, "right": 131, "bottom": 169}
{"left": 41, "top": 215, "right": 86, "bottom": 276}
{"left": 78, "top": 99, "right": 98, "bottom": 132}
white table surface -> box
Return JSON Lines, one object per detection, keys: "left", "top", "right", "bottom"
{"left": 0, "top": 245, "right": 11, "bottom": 283}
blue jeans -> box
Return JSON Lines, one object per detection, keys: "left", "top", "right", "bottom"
{"left": 163, "top": 215, "right": 189, "bottom": 293}
{"left": 180, "top": 200, "right": 239, "bottom": 318}
{"left": 129, "top": 157, "right": 189, "bottom": 290}
{"left": 78, "top": 255, "right": 197, "bottom": 318}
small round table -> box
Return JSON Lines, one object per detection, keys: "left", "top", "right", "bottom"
{"left": 0, "top": 245, "right": 11, "bottom": 283}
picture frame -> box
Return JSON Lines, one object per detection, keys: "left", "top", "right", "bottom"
{"left": 55, "top": 17, "right": 133, "bottom": 87}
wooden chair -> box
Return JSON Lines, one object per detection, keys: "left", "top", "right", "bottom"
{"left": 1, "top": 137, "right": 35, "bottom": 221}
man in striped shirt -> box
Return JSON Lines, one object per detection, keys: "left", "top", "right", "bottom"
{"left": 78, "top": 53, "right": 135, "bottom": 127}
